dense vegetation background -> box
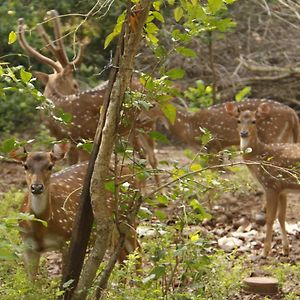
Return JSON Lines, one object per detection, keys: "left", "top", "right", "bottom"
{"left": 1, "top": 1, "right": 300, "bottom": 299}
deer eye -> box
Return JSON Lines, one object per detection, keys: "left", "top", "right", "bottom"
{"left": 252, "top": 120, "right": 256, "bottom": 124}
{"left": 48, "top": 164, "right": 54, "bottom": 171}
{"left": 23, "top": 164, "right": 28, "bottom": 170}
{"left": 237, "top": 120, "right": 241, "bottom": 124}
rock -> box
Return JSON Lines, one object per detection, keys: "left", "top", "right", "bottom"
{"left": 234, "top": 216, "right": 248, "bottom": 229}
{"left": 218, "top": 236, "right": 243, "bottom": 252}
{"left": 231, "top": 229, "right": 258, "bottom": 241}
{"left": 216, "top": 214, "right": 228, "bottom": 224}
{"left": 255, "top": 211, "right": 266, "bottom": 226}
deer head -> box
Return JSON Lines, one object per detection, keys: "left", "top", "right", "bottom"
{"left": 11, "top": 143, "right": 70, "bottom": 215}
{"left": 17, "top": 10, "right": 83, "bottom": 97}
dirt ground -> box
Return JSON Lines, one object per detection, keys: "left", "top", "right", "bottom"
{"left": 1, "top": 145, "right": 300, "bottom": 298}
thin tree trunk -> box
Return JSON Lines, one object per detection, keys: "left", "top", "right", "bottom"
{"left": 60, "top": 18, "right": 123, "bottom": 300}
{"left": 73, "top": 1, "right": 152, "bottom": 298}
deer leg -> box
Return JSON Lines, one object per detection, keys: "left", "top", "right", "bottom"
{"left": 23, "top": 248, "right": 41, "bottom": 281}
{"left": 117, "top": 223, "right": 142, "bottom": 272}
{"left": 263, "top": 190, "right": 279, "bottom": 257}
{"left": 278, "top": 194, "right": 289, "bottom": 256}
{"left": 136, "top": 134, "right": 160, "bottom": 187}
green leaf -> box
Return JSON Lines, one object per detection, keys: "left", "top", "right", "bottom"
{"left": 172, "top": 29, "right": 191, "bottom": 42}
{"left": 0, "top": 138, "right": 17, "bottom": 153}
{"left": 156, "top": 194, "right": 169, "bottom": 206}
{"left": 146, "top": 33, "right": 159, "bottom": 45}
{"left": 208, "top": 0, "right": 223, "bottom": 14}
{"left": 105, "top": 181, "right": 116, "bottom": 193}
{"left": 166, "top": 68, "right": 185, "bottom": 80}
{"left": 20, "top": 68, "right": 32, "bottom": 83}
{"left": 145, "top": 22, "right": 159, "bottom": 34}
{"left": 104, "top": 11, "right": 126, "bottom": 49}
{"left": 77, "top": 140, "right": 93, "bottom": 153}
{"left": 168, "top": 0, "right": 175, "bottom": 5}
{"left": 189, "top": 199, "right": 211, "bottom": 220}
{"left": 190, "top": 164, "right": 202, "bottom": 172}
{"left": 104, "top": 32, "right": 117, "bottom": 49}
{"left": 150, "top": 265, "right": 166, "bottom": 278}
{"left": 199, "top": 127, "right": 213, "bottom": 145}
{"left": 155, "top": 210, "right": 167, "bottom": 220}
{"left": 174, "top": 7, "right": 184, "bottom": 22}
{"left": 8, "top": 31, "right": 17, "bottom": 44}
{"left": 161, "top": 103, "right": 176, "bottom": 125}
{"left": 148, "top": 131, "right": 169, "bottom": 144}
{"left": 175, "top": 46, "right": 197, "bottom": 58}
{"left": 153, "top": 1, "right": 161, "bottom": 10}
{"left": 0, "top": 247, "right": 17, "bottom": 260}
{"left": 152, "top": 11, "right": 164, "bottom": 23}
{"left": 235, "top": 86, "right": 251, "bottom": 102}
{"left": 57, "top": 110, "right": 72, "bottom": 124}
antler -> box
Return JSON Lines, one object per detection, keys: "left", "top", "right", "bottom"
{"left": 17, "top": 10, "right": 84, "bottom": 71}
{"left": 45, "top": 10, "right": 70, "bottom": 67}
{"left": 17, "top": 18, "right": 62, "bottom": 72}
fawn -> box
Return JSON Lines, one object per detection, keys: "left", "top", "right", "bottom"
{"left": 225, "top": 102, "right": 300, "bottom": 256}
{"left": 12, "top": 143, "right": 141, "bottom": 280}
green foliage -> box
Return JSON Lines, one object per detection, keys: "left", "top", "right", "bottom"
{"left": 0, "top": 65, "right": 43, "bottom": 133}
{"left": 0, "top": 190, "right": 62, "bottom": 299}
{"left": 183, "top": 80, "right": 215, "bottom": 109}
{"left": 171, "top": 0, "right": 237, "bottom": 36}
{"left": 104, "top": 11, "right": 126, "bottom": 49}
{"left": 263, "top": 263, "right": 300, "bottom": 299}
{"left": 235, "top": 86, "right": 251, "bottom": 102}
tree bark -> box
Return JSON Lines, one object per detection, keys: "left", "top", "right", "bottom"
{"left": 73, "top": 1, "right": 152, "bottom": 298}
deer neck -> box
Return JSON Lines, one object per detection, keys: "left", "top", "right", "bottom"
{"left": 240, "top": 133, "right": 264, "bottom": 159}
{"left": 29, "top": 188, "right": 51, "bottom": 219}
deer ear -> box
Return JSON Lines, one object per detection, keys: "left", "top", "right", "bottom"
{"left": 256, "top": 103, "right": 271, "bottom": 119}
{"left": 51, "top": 143, "right": 71, "bottom": 161}
{"left": 10, "top": 147, "right": 27, "bottom": 162}
{"left": 224, "top": 102, "right": 239, "bottom": 117}
{"left": 33, "top": 71, "right": 49, "bottom": 86}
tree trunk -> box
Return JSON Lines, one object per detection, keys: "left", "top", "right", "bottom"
{"left": 73, "top": 1, "right": 152, "bottom": 298}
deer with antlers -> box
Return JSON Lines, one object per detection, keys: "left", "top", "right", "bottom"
{"left": 12, "top": 143, "right": 141, "bottom": 280}
{"left": 162, "top": 99, "right": 299, "bottom": 154}
{"left": 17, "top": 11, "right": 162, "bottom": 186}
{"left": 225, "top": 102, "right": 300, "bottom": 256}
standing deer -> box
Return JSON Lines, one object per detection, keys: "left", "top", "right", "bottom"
{"left": 12, "top": 143, "right": 141, "bottom": 280}
{"left": 163, "top": 99, "right": 299, "bottom": 153}
{"left": 17, "top": 11, "right": 162, "bottom": 186}
{"left": 225, "top": 102, "right": 300, "bottom": 256}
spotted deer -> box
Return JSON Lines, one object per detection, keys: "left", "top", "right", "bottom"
{"left": 163, "top": 99, "right": 299, "bottom": 153}
{"left": 225, "top": 102, "right": 300, "bottom": 257}
{"left": 12, "top": 143, "right": 141, "bottom": 280}
{"left": 17, "top": 11, "right": 161, "bottom": 186}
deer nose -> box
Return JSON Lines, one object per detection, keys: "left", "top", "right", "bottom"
{"left": 31, "top": 184, "right": 44, "bottom": 195}
{"left": 240, "top": 130, "right": 249, "bottom": 138}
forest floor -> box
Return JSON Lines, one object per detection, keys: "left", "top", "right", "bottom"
{"left": 1, "top": 145, "right": 300, "bottom": 299}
